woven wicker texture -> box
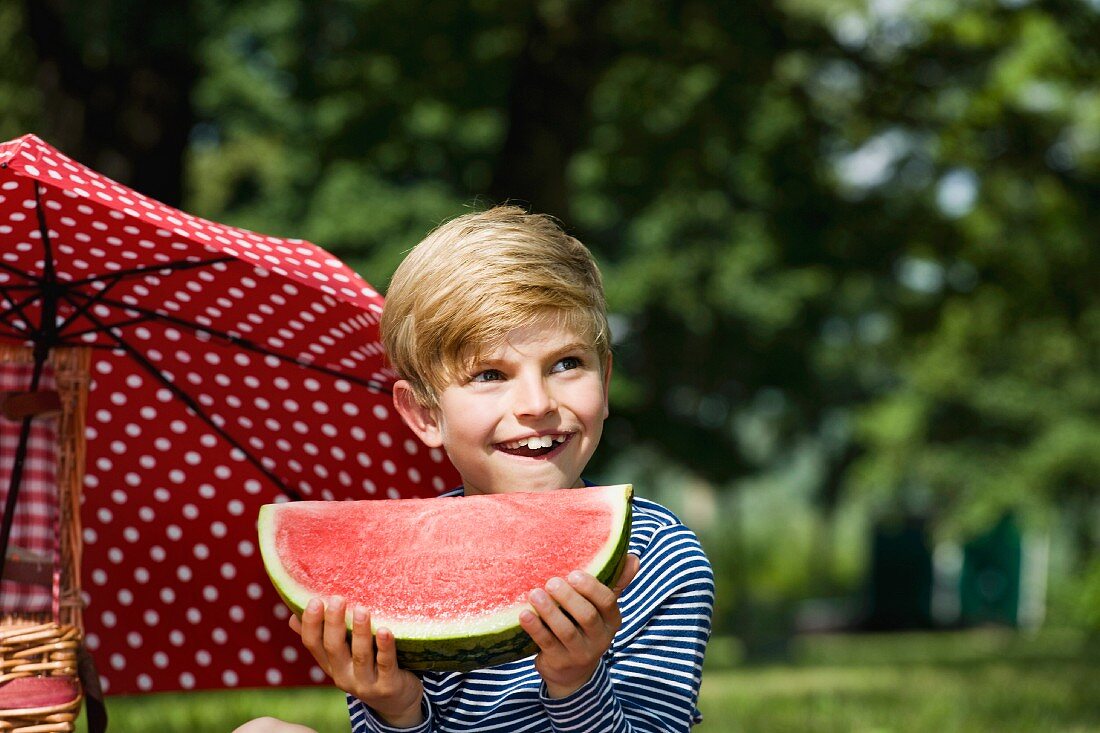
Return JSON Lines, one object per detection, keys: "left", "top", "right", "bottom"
{"left": 1, "top": 346, "right": 88, "bottom": 731}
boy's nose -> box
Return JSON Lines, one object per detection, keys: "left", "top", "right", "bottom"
{"left": 513, "top": 375, "right": 557, "bottom": 418}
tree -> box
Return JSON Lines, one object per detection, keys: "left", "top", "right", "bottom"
{"left": 3, "top": 0, "right": 1097, "bottom": 623}
{"left": 1, "top": 0, "right": 200, "bottom": 205}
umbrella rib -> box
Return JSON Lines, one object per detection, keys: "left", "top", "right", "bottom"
{"left": 55, "top": 272, "right": 129, "bottom": 334}
{"left": 63, "top": 289, "right": 392, "bottom": 394}
{"left": 60, "top": 315, "right": 159, "bottom": 342}
{"left": 0, "top": 259, "right": 40, "bottom": 283}
{"left": 64, "top": 255, "right": 238, "bottom": 289}
{"left": 0, "top": 287, "right": 41, "bottom": 339}
{"left": 74, "top": 301, "right": 306, "bottom": 502}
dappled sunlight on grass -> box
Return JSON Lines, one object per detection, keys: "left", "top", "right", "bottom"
{"left": 699, "top": 629, "right": 1100, "bottom": 731}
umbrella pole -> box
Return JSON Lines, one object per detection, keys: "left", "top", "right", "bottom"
{"left": 0, "top": 343, "right": 49, "bottom": 582}
{"left": 1, "top": 181, "right": 57, "bottom": 580}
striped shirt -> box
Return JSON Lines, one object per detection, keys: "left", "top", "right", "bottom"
{"left": 348, "top": 490, "right": 715, "bottom": 732}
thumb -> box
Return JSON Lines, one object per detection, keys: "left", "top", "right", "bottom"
{"left": 613, "top": 554, "right": 640, "bottom": 596}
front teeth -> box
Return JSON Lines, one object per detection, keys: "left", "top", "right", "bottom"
{"left": 505, "top": 435, "right": 568, "bottom": 450}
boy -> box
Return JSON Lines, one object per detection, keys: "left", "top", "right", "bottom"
{"left": 239, "top": 206, "right": 714, "bottom": 732}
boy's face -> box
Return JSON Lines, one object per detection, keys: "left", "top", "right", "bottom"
{"left": 393, "top": 317, "right": 610, "bottom": 495}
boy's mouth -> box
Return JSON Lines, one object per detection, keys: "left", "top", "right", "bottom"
{"left": 496, "top": 433, "right": 572, "bottom": 458}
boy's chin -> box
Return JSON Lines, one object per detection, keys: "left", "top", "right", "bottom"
{"left": 471, "top": 466, "right": 584, "bottom": 494}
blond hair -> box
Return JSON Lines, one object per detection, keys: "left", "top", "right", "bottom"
{"left": 381, "top": 205, "right": 610, "bottom": 408}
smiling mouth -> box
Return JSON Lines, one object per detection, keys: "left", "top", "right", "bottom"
{"left": 496, "top": 433, "right": 572, "bottom": 458}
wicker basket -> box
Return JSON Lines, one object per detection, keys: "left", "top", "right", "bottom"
{"left": 0, "top": 622, "right": 83, "bottom": 732}
{"left": 0, "top": 345, "right": 89, "bottom": 732}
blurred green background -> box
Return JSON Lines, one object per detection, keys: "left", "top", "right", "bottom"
{"left": 2, "top": 0, "right": 1098, "bottom": 727}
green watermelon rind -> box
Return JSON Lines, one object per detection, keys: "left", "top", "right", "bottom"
{"left": 257, "top": 484, "right": 634, "bottom": 672}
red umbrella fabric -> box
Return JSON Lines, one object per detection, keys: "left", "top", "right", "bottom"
{"left": 0, "top": 134, "right": 458, "bottom": 693}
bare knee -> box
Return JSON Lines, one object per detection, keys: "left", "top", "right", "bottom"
{"left": 232, "top": 717, "right": 319, "bottom": 733}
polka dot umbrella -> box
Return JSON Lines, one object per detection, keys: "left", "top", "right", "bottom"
{"left": 0, "top": 134, "right": 459, "bottom": 694}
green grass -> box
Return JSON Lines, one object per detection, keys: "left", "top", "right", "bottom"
{"left": 701, "top": 628, "right": 1100, "bottom": 732}
{"left": 76, "top": 629, "right": 1100, "bottom": 732}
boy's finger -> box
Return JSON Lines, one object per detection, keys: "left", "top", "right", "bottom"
{"left": 565, "top": 571, "right": 617, "bottom": 614}
{"left": 548, "top": 577, "right": 608, "bottom": 634}
{"left": 322, "top": 596, "right": 350, "bottom": 659}
{"left": 299, "top": 599, "right": 325, "bottom": 645}
{"left": 530, "top": 586, "right": 584, "bottom": 646}
{"left": 298, "top": 598, "right": 330, "bottom": 669}
{"left": 519, "top": 608, "right": 562, "bottom": 653}
{"left": 349, "top": 605, "right": 376, "bottom": 674}
{"left": 374, "top": 627, "right": 401, "bottom": 673}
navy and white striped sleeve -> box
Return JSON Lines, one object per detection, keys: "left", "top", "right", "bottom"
{"left": 348, "top": 694, "right": 434, "bottom": 732}
{"left": 540, "top": 507, "right": 715, "bottom": 732}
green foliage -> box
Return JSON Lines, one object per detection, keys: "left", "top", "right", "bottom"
{"left": 0, "top": 2, "right": 39, "bottom": 139}
{"left": 3, "top": 0, "right": 1098, "bottom": 633}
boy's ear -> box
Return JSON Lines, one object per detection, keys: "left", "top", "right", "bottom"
{"left": 392, "top": 380, "right": 444, "bottom": 448}
{"left": 602, "top": 353, "right": 613, "bottom": 419}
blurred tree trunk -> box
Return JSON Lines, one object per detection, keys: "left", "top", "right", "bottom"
{"left": 487, "top": 3, "right": 612, "bottom": 216}
{"left": 23, "top": 0, "right": 198, "bottom": 206}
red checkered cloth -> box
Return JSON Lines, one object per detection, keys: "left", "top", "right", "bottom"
{"left": 0, "top": 359, "right": 60, "bottom": 617}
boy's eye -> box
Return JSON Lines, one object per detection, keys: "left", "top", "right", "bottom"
{"left": 471, "top": 369, "right": 505, "bottom": 383}
{"left": 552, "top": 356, "right": 583, "bottom": 373}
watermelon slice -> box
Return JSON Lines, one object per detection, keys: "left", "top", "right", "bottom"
{"left": 258, "top": 484, "right": 633, "bottom": 671}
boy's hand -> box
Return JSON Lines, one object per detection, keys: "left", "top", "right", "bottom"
{"left": 290, "top": 596, "right": 424, "bottom": 728}
{"left": 520, "top": 553, "right": 641, "bottom": 698}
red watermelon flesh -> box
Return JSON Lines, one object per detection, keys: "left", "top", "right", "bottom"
{"left": 258, "top": 484, "right": 633, "bottom": 670}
